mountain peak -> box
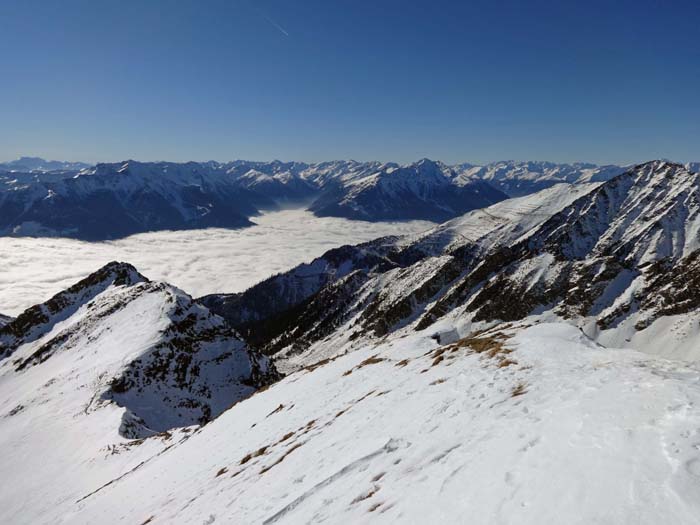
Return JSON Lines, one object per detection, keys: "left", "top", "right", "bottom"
{"left": 0, "top": 261, "right": 148, "bottom": 358}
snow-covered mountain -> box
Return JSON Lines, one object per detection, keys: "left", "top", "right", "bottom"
{"left": 309, "top": 158, "right": 508, "bottom": 222}
{"left": 456, "top": 160, "right": 627, "bottom": 197}
{"left": 0, "top": 261, "right": 279, "bottom": 522}
{"left": 1, "top": 157, "right": 653, "bottom": 240}
{"left": 0, "top": 161, "right": 269, "bottom": 239}
{"left": 203, "top": 160, "right": 700, "bottom": 369}
{"left": 3, "top": 160, "right": 700, "bottom": 523}
{"left": 0, "top": 261, "right": 277, "bottom": 435}
{"left": 0, "top": 156, "right": 92, "bottom": 173}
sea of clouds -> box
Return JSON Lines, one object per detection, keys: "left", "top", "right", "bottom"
{"left": 0, "top": 209, "right": 432, "bottom": 316}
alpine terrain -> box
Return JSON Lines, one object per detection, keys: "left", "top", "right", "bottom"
{"left": 1, "top": 160, "right": 699, "bottom": 524}
{"left": 1, "top": 156, "right": 660, "bottom": 240}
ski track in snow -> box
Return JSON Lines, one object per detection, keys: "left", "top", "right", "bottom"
{"left": 0, "top": 209, "right": 432, "bottom": 316}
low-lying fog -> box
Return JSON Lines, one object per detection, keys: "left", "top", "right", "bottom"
{"left": 0, "top": 209, "right": 433, "bottom": 316}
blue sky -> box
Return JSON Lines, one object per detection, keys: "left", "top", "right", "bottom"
{"left": 1, "top": 0, "right": 699, "bottom": 164}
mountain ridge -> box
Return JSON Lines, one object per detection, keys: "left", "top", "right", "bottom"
{"left": 201, "top": 160, "right": 700, "bottom": 368}
{"left": 5, "top": 157, "right": 691, "bottom": 240}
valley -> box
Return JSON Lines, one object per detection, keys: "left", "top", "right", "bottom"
{"left": 0, "top": 209, "right": 432, "bottom": 316}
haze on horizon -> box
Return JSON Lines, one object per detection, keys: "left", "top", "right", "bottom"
{"left": 1, "top": 0, "right": 699, "bottom": 165}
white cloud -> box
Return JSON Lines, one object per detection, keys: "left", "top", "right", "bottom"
{"left": 0, "top": 209, "right": 432, "bottom": 316}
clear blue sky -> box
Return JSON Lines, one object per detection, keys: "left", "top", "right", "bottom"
{"left": 1, "top": 0, "right": 699, "bottom": 165}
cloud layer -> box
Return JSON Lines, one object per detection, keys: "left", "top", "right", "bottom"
{"left": 0, "top": 210, "right": 432, "bottom": 316}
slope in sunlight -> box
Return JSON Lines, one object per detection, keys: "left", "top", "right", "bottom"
{"left": 0, "top": 261, "right": 277, "bottom": 522}
{"left": 66, "top": 323, "right": 700, "bottom": 524}
{"left": 204, "top": 161, "right": 700, "bottom": 369}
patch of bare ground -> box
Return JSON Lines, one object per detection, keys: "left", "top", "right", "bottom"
{"left": 140, "top": 516, "right": 155, "bottom": 525}
{"left": 372, "top": 472, "right": 385, "bottom": 482}
{"left": 368, "top": 502, "right": 383, "bottom": 512}
{"left": 240, "top": 446, "right": 269, "bottom": 465}
{"left": 351, "top": 486, "right": 379, "bottom": 504}
{"left": 395, "top": 358, "right": 410, "bottom": 368}
{"left": 511, "top": 382, "right": 527, "bottom": 397}
{"left": 215, "top": 467, "right": 228, "bottom": 477}
{"left": 426, "top": 331, "right": 518, "bottom": 369}
{"left": 266, "top": 404, "right": 285, "bottom": 417}
{"left": 344, "top": 355, "right": 386, "bottom": 376}
{"left": 277, "top": 431, "right": 295, "bottom": 444}
{"left": 303, "top": 358, "right": 331, "bottom": 373}
{"left": 358, "top": 355, "right": 385, "bottom": 368}
{"left": 260, "top": 442, "right": 304, "bottom": 474}
{"left": 430, "top": 378, "right": 446, "bottom": 385}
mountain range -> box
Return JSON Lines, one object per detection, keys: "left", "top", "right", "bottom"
{"left": 200, "top": 161, "right": 700, "bottom": 368}
{"left": 6, "top": 156, "right": 696, "bottom": 240}
{"left": 1, "top": 159, "right": 700, "bottom": 522}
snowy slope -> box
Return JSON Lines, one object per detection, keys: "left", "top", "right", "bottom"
{"left": 204, "top": 160, "right": 700, "bottom": 368}
{"left": 203, "top": 181, "right": 601, "bottom": 365}
{"left": 3, "top": 161, "right": 700, "bottom": 524}
{"left": 403, "top": 182, "right": 600, "bottom": 256}
{"left": 57, "top": 322, "right": 700, "bottom": 524}
{"left": 0, "top": 262, "right": 276, "bottom": 522}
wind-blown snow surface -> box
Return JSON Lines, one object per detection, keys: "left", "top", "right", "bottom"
{"left": 0, "top": 209, "right": 432, "bottom": 315}
{"left": 0, "top": 262, "right": 276, "bottom": 523}
{"left": 42, "top": 323, "right": 700, "bottom": 524}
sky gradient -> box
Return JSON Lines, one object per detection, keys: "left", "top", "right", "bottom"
{"left": 1, "top": 0, "right": 699, "bottom": 165}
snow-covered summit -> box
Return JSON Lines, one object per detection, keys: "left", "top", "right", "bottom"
{"left": 309, "top": 158, "right": 508, "bottom": 222}
{"left": 455, "top": 160, "right": 627, "bottom": 197}
{"left": 1, "top": 157, "right": 649, "bottom": 239}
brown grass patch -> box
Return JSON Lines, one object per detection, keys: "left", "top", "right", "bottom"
{"left": 357, "top": 390, "right": 376, "bottom": 402}
{"left": 395, "top": 359, "right": 410, "bottom": 368}
{"left": 266, "top": 404, "right": 285, "bottom": 417}
{"left": 277, "top": 431, "right": 295, "bottom": 444}
{"left": 368, "top": 502, "right": 383, "bottom": 512}
{"left": 351, "top": 487, "right": 379, "bottom": 504}
{"left": 140, "top": 517, "right": 154, "bottom": 525}
{"left": 357, "top": 355, "right": 385, "bottom": 368}
{"left": 303, "top": 358, "right": 331, "bottom": 372}
{"left": 430, "top": 378, "right": 446, "bottom": 385}
{"left": 511, "top": 383, "right": 527, "bottom": 397}
{"left": 436, "top": 332, "right": 515, "bottom": 368}
{"left": 240, "top": 446, "right": 268, "bottom": 465}
{"left": 215, "top": 467, "right": 228, "bottom": 477}
{"left": 260, "top": 442, "right": 304, "bottom": 474}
